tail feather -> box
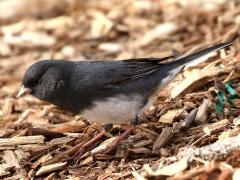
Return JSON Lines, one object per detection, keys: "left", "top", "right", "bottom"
{"left": 168, "top": 41, "right": 233, "bottom": 69}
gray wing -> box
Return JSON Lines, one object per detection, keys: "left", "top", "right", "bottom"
{"left": 72, "top": 57, "right": 172, "bottom": 90}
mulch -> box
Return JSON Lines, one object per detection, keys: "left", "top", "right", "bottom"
{"left": 0, "top": 0, "right": 240, "bottom": 179}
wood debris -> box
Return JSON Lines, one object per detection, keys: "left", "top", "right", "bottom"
{"left": 0, "top": 0, "right": 239, "bottom": 179}
{"left": 159, "top": 109, "right": 186, "bottom": 124}
{"left": 36, "top": 162, "right": 67, "bottom": 176}
{"left": 143, "top": 158, "right": 188, "bottom": 176}
{"left": 0, "top": 136, "right": 45, "bottom": 146}
{"left": 194, "top": 99, "right": 215, "bottom": 125}
{"left": 3, "top": 150, "right": 20, "bottom": 168}
{"left": 203, "top": 119, "right": 229, "bottom": 135}
{"left": 171, "top": 61, "right": 226, "bottom": 98}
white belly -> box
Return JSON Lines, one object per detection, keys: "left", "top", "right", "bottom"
{"left": 80, "top": 94, "right": 148, "bottom": 125}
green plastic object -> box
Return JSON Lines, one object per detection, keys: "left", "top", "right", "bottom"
{"left": 216, "top": 83, "right": 240, "bottom": 113}
{"left": 216, "top": 91, "right": 224, "bottom": 113}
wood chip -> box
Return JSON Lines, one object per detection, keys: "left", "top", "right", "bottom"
{"left": 136, "top": 22, "right": 177, "bottom": 47}
{"left": 14, "top": 149, "right": 30, "bottom": 162}
{"left": 80, "top": 156, "right": 94, "bottom": 166}
{"left": 194, "top": 99, "right": 214, "bottom": 125}
{"left": 233, "top": 168, "right": 240, "bottom": 180}
{"left": 36, "top": 162, "right": 67, "bottom": 176}
{"left": 132, "top": 140, "right": 153, "bottom": 148}
{"left": 130, "top": 147, "right": 152, "bottom": 154}
{"left": 46, "top": 137, "right": 75, "bottom": 146}
{"left": 91, "top": 137, "right": 117, "bottom": 154}
{"left": 2, "top": 98, "right": 14, "bottom": 115}
{"left": 0, "top": 1, "right": 237, "bottom": 179}
{"left": 0, "top": 164, "right": 11, "bottom": 177}
{"left": 98, "top": 43, "right": 121, "bottom": 53}
{"left": 44, "top": 142, "right": 85, "bottom": 165}
{"left": 27, "top": 127, "right": 63, "bottom": 139}
{"left": 181, "top": 108, "right": 198, "bottom": 129}
{"left": 51, "top": 121, "right": 87, "bottom": 133}
{"left": 0, "top": 135, "right": 45, "bottom": 146}
{"left": 159, "top": 109, "right": 186, "bottom": 124}
{"left": 115, "top": 142, "right": 130, "bottom": 159}
{"left": 171, "top": 61, "right": 222, "bottom": 98}
{"left": 3, "top": 150, "right": 20, "bottom": 168}
{"left": 219, "top": 128, "right": 240, "bottom": 140}
{"left": 4, "top": 31, "right": 56, "bottom": 48}
{"left": 31, "top": 154, "right": 53, "bottom": 169}
{"left": 44, "top": 172, "right": 57, "bottom": 180}
{"left": 153, "top": 127, "right": 173, "bottom": 154}
{"left": 203, "top": 119, "right": 229, "bottom": 135}
{"left": 144, "top": 158, "right": 188, "bottom": 176}
{"left": 90, "top": 10, "right": 113, "bottom": 38}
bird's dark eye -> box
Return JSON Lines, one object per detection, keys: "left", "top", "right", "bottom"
{"left": 31, "top": 79, "right": 40, "bottom": 85}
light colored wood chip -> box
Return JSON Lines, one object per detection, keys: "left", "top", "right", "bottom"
{"left": 4, "top": 31, "right": 56, "bottom": 48}
{"left": 171, "top": 61, "right": 221, "bottom": 98}
{"left": 4, "top": 174, "right": 26, "bottom": 180}
{"left": 233, "top": 117, "right": 240, "bottom": 126}
{"left": 219, "top": 128, "right": 240, "bottom": 140}
{"left": 194, "top": 99, "right": 214, "bottom": 125}
{"left": 127, "top": 134, "right": 143, "bottom": 144}
{"left": 91, "top": 137, "right": 117, "bottom": 154}
{"left": 98, "top": 43, "right": 121, "bottom": 53}
{"left": 0, "top": 135, "right": 45, "bottom": 146}
{"left": 0, "top": 164, "right": 11, "bottom": 177}
{"left": 18, "top": 144, "right": 46, "bottom": 151}
{"left": 159, "top": 109, "right": 186, "bottom": 124}
{"left": 3, "top": 150, "right": 20, "bottom": 168}
{"left": 132, "top": 171, "right": 148, "bottom": 180}
{"left": 130, "top": 147, "right": 152, "bottom": 154}
{"left": 144, "top": 158, "right": 188, "bottom": 176}
{"left": 0, "top": 146, "right": 15, "bottom": 150}
{"left": 233, "top": 168, "right": 240, "bottom": 180}
{"left": 44, "top": 172, "right": 57, "bottom": 180}
{"left": 2, "top": 98, "right": 14, "bottom": 115}
{"left": 14, "top": 109, "right": 32, "bottom": 124}
{"left": 32, "top": 154, "right": 53, "bottom": 169}
{"left": 80, "top": 156, "right": 94, "bottom": 166}
{"left": 14, "top": 149, "right": 30, "bottom": 162}
{"left": 136, "top": 22, "right": 177, "bottom": 47}
{"left": 36, "top": 162, "right": 67, "bottom": 176}
{"left": 90, "top": 10, "right": 113, "bottom": 38}
{"left": 132, "top": 140, "right": 153, "bottom": 148}
{"left": 203, "top": 119, "right": 229, "bottom": 135}
{"left": 47, "top": 137, "right": 75, "bottom": 146}
{"left": 63, "top": 133, "right": 85, "bottom": 138}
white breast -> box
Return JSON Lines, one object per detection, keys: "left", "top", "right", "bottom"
{"left": 80, "top": 94, "right": 148, "bottom": 125}
{"left": 80, "top": 69, "right": 179, "bottom": 125}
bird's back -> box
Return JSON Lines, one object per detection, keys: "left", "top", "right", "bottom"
{"left": 65, "top": 60, "right": 163, "bottom": 124}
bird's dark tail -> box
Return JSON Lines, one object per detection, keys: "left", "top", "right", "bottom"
{"left": 167, "top": 41, "right": 233, "bottom": 72}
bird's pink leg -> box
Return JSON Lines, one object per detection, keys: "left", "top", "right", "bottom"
{"left": 68, "top": 130, "right": 106, "bottom": 163}
{"left": 102, "top": 124, "right": 135, "bottom": 154}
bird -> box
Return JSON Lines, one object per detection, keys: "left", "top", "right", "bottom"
{"left": 17, "top": 41, "right": 232, "bottom": 157}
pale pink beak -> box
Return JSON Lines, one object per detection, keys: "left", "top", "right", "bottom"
{"left": 16, "top": 85, "right": 32, "bottom": 98}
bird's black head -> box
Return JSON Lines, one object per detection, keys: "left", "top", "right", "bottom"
{"left": 18, "top": 60, "right": 69, "bottom": 101}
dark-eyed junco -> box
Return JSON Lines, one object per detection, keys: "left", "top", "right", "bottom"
{"left": 17, "top": 41, "right": 232, "bottom": 156}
